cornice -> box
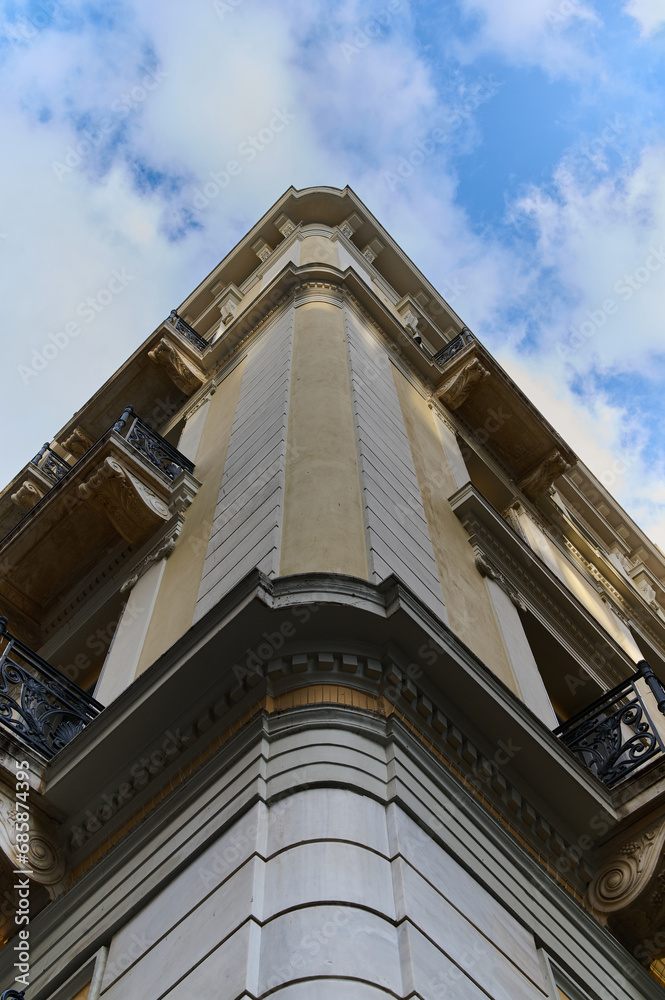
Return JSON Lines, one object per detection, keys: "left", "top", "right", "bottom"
{"left": 449, "top": 483, "right": 637, "bottom": 687}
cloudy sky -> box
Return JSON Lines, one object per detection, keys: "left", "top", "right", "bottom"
{"left": 1, "top": 0, "right": 665, "bottom": 545}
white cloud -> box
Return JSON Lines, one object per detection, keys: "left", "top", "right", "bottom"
{"left": 623, "top": 0, "right": 665, "bottom": 36}
{"left": 494, "top": 352, "right": 665, "bottom": 548}
{"left": 510, "top": 144, "right": 665, "bottom": 376}
{"left": 0, "top": 0, "right": 663, "bottom": 554}
{"left": 455, "top": 0, "right": 600, "bottom": 75}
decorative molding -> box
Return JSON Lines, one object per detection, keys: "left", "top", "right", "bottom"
{"left": 148, "top": 338, "right": 204, "bottom": 396}
{"left": 11, "top": 480, "right": 46, "bottom": 511}
{"left": 77, "top": 457, "right": 170, "bottom": 545}
{"left": 587, "top": 815, "right": 665, "bottom": 961}
{"left": 251, "top": 238, "right": 272, "bottom": 263}
{"left": 274, "top": 213, "right": 296, "bottom": 238}
{"left": 61, "top": 427, "right": 94, "bottom": 459}
{"left": 215, "top": 284, "right": 243, "bottom": 327}
{"left": 517, "top": 449, "right": 572, "bottom": 501}
{"left": 120, "top": 520, "right": 183, "bottom": 594}
{"left": 339, "top": 213, "right": 362, "bottom": 239}
{"left": 457, "top": 504, "right": 626, "bottom": 687}
{"left": 436, "top": 358, "right": 490, "bottom": 410}
{"left": 396, "top": 297, "right": 420, "bottom": 339}
{"left": 474, "top": 552, "right": 527, "bottom": 611}
{"left": 182, "top": 384, "right": 216, "bottom": 421}
{"left": 63, "top": 644, "right": 583, "bottom": 898}
{"left": 361, "top": 237, "right": 384, "bottom": 265}
{"left": 0, "top": 782, "right": 66, "bottom": 891}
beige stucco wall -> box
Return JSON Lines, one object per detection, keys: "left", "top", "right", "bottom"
{"left": 299, "top": 234, "right": 339, "bottom": 268}
{"left": 280, "top": 300, "right": 368, "bottom": 578}
{"left": 392, "top": 366, "right": 518, "bottom": 694}
{"left": 135, "top": 360, "right": 247, "bottom": 673}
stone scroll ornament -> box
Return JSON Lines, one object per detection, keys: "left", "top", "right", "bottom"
{"left": 148, "top": 338, "right": 204, "bottom": 396}
{"left": 10, "top": 481, "right": 46, "bottom": 511}
{"left": 517, "top": 449, "right": 571, "bottom": 501}
{"left": 588, "top": 817, "right": 665, "bottom": 962}
{"left": 436, "top": 358, "right": 490, "bottom": 411}
{"left": 78, "top": 457, "right": 170, "bottom": 545}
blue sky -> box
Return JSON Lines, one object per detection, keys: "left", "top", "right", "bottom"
{"left": 1, "top": 0, "right": 665, "bottom": 545}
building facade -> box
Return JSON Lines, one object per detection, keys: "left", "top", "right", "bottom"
{"left": 0, "top": 185, "right": 664, "bottom": 999}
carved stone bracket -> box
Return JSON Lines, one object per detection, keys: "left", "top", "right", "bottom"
{"left": 77, "top": 457, "right": 170, "bottom": 545}
{"left": 588, "top": 815, "right": 665, "bottom": 962}
{"left": 361, "top": 237, "right": 384, "bottom": 265}
{"left": 474, "top": 551, "right": 526, "bottom": 611}
{"left": 213, "top": 284, "right": 243, "bottom": 327}
{"left": 61, "top": 426, "right": 94, "bottom": 459}
{"left": 148, "top": 338, "right": 205, "bottom": 396}
{"left": 120, "top": 520, "right": 183, "bottom": 594}
{"left": 274, "top": 213, "right": 296, "bottom": 238}
{"left": 251, "top": 238, "right": 272, "bottom": 263}
{"left": 396, "top": 297, "right": 420, "bottom": 339}
{"left": 11, "top": 481, "right": 46, "bottom": 511}
{"left": 517, "top": 449, "right": 572, "bottom": 501}
{"left": 436, "top": 358, "right": 490, "bottom": 411}
{"left": 339, "top": 213, "right": 362, "bottom": 239}
{"left": 0, "top": 781, "right": 66, "bottom": 892}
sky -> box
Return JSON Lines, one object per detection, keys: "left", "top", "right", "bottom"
{"left": 1, "top": 0, "right": 665, "bottom": 546}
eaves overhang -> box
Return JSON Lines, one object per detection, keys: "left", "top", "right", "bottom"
{"left": 41, "top": 570, "right": 615, "bottom": 888}
{"left": 434, "top": 334, "right": 577, "bottom": 487}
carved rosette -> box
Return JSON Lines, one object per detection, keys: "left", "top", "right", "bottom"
{"left": 437, "top": 358, "right": 490, "bottom": 411}
{"left": 11, "top": 481, "right": 46, "bottom": 511}
{"left": 148, "top": 338, "right": 204, "bottom": 396}
{"left": 78, "top": 457, "right": 170, "bottom": 545}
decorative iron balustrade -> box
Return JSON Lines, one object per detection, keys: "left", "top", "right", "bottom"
{"left": 30, "top": 442, "right": 72, "bottom": 485}
{"left": 113, "top": 405, "right": 195, "bottom": 480}
{"left": 432, "top": 327, "right": 475, "bottom": 367}
{"left": 554, "top": 661, "right": 665, "bottom": 788}
{"left": 0, "top": 618, "right": 102, "bottom": 760}
{"left": 3, "top": 410, "right": 194, "bottom": 549}
{"left": 167, "top": 309, "right": 209, "bottom": 352}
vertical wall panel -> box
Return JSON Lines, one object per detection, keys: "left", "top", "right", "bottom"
{"left": 195, "top": 307, "right": 294, "bottom": 620}
{"left": 344, "top": 303, "right": 448, "bottom": 623}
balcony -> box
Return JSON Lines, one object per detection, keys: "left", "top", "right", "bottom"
{"left": 0, "top": 617, "right": 101, "bottom": 760}
{"left": 555, "top": 661, "right": 665, "bottom": 788}
{"left": 166, "top": 309, "right": 209, "bottom": 352}
{"left": 434, "top": 329, "right": 577, "bottom": 500}
{"left": 0, "top": 407, "right": 199, "bottom": 639}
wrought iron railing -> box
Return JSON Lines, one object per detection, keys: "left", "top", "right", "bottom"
{"left": 167, "top": 309, "right": 209, "bottom": 352}
{"left": 0, "top": 618, "right": 102, "bottom": 760}
{"left": 432, "top": 327, "right": 475, "bottom": 367}
{"left": 554, "top": 661, "right": 665, "bottom": 788}
{"left": 3, "top": 411, "right": 194, "bottom": 549}
{"left": 30, "top": 442, "right": 72, "bottom": 486}
{"left": 113, "top": 405, "right": 194, "bottom": 480}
